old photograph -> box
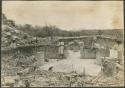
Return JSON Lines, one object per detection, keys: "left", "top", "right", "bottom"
{"left": 1, "top": 1, "right": 124, "bottom": 87}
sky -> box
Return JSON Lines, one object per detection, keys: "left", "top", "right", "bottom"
{"left": 2, "top": 1, "right": 124, "bottom": 31}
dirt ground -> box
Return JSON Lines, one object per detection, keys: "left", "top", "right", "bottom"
{"left": 40, "top": 50, "right": 101, "bottom": 76}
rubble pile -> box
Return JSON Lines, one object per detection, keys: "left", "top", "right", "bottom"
{"left": 2, "top": 53, "right": 96, "bottom": 87}
{"left": 7, "top": 69, "right": 95, "bottom": 87}
{"left": 2, "top": 14, "right": 36, "bottom": 50}
{"left": 91, "top": 57, "right": 124, "bottom": 86}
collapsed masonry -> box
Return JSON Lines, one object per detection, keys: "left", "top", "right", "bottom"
{"left": 90, "top": 42, "right": 124, "bottom": 86}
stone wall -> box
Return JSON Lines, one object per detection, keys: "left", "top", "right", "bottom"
{"left": 44, "top": 46, "right": 60, "bottom": 59}
{"left": 80, "top": 48, "right": 96, "bottom": 59}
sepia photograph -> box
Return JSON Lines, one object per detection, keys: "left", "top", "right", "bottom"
{"left": 1, "top": 1, "right": 124, "bottom": 87}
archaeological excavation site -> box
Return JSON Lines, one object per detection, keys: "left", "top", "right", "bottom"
{"left": 1, "top": 1, "right": 124, "bottom": 87}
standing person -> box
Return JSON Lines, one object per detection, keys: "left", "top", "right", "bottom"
{"left": 117, "top": 41, "right": 124, "bottom": 65}
{"left": 58, "top": 41, "right": 64, "bottom": 59}
{"left": 113, "top": 40, "right": 123, "bottom": 65}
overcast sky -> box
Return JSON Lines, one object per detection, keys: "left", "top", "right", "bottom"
{"left": 2, "top": 1, "right": 123, "bottom": 31}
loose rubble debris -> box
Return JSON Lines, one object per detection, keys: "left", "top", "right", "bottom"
{"left": 2, "top": 57, "right": 124, "bottom": 87}
{"left": 2, "top": 14, "right": 38, "bottom": 50}
{"left": 2, "top": 48, "right": 124, "bottom": 87}
{"left": 90, "top": 57, "right": 124, "bottom": 86}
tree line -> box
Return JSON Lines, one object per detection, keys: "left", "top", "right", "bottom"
{"left": 17, "top": 24, "right": 122, "bottom": 38}
{"left": 2, "top": 13, "right": 122, "bottom": 38}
